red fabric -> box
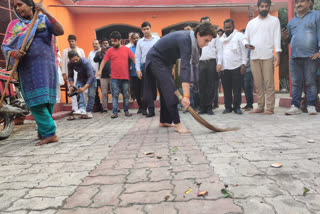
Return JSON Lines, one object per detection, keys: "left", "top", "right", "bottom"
{"left": 50, "top": 18, "right": 57, "bottom": 24}
{"left": 11, "top": 51, "right": 15, "bottom": 58}
{"left": 103, "top": 46, "right": 134, "bottom": 80}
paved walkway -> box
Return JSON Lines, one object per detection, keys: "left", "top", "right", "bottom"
{"left": 0, "top": 106, "right": 319, "bottom": 214}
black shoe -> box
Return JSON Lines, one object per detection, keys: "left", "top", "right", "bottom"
{"left": 198, "top": 108, "right": 206, "bottom": 115}
{"left": 242, "top": 105, "right": 253, "bottom": 109}
{"left": 137, "top": 108, "right": 142, "bottom": 114}
{"left": 223, "top": 108, "right": 232, "bottom": 114}
{"left": 234, "top": 108, "right": 243, "bottom": 115}
{"left": 206, "top": 108, "right": 214, "bottom": 115}
{"left": 146, "top": 112, "right": 155, "bottom": 118}
{"left": 213, "top": 105, "right": 219, "bottom": 109}
{"left": 142, "top": 109, "right": 147, "bottom": 115}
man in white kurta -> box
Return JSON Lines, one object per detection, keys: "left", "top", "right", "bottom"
{"left": 220, "top": 19, "right": 248, "bottom": 115}
{"left": 242, "top": 0, "right": 281, "bottom": 114}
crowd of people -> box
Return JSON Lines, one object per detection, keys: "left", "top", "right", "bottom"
{"left": 1, "top": 0, "right": 319, "bottom": 145}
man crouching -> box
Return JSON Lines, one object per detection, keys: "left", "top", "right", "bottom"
{"left": 68, "top": 50, "right": 97, "bottom": 119}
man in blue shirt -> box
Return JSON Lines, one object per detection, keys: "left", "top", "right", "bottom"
{"left": 135, "top": 21, "right": 160, "bottom": 117}
{"left": 143, "top": 22, "right": 216, "bottom": 133}
{"left": 129, "top": 33, "right": 144, "bottom": 113}
{"left": 283, "top": 0, "right": 320, "bottom": 115}
{"left": 68, "top": 50, "right": 97, "bottom": 119}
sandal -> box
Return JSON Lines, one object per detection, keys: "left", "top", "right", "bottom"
{"left": 262, "top": 110, "right": 274, "bottom": 115}
{"left": 67, "top": 115, "right": 75, "bottom": 120}
{"left": 80, "top": 115, "right": 91, "bottom": 119}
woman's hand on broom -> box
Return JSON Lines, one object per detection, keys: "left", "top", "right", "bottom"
{"left": 35, "top": 2, "right": 49, "bottom": 16}
{"left": 12, "top": 50, "right": 26, "bottom": 60}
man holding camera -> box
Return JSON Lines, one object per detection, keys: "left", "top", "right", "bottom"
{"left": 68, "top": 50, "right": 97, "bottom": 119}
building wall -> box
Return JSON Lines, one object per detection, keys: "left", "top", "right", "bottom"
{"left": 45, "top": 0, "right": 76, "bottom": 53}
{"left": 72, "top": 8, "right": 232, "bottom": 56}
{"left": 47, "top": 6, "right": 280, "bottom": 91}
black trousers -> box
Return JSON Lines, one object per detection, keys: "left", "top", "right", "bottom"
{"left": 221, "top": 67, "right": 242, "bottom": 109}
{"left": 132, "top": 76, "right": 144, "bottom": 108}
{"left": 141, "top": 64, "right": 155, "bottom": 113}
{"left": 94, "top": 79, "right": 102, "bottom": 111}
{"left": 148, "top": 60, "right": 180, "bottom": 124}
{"left": 199, "top": 59, "right": 218, "bottom": 111}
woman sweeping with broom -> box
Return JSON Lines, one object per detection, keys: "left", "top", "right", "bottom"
{"left": 1, "top": 0, "right": 64, "bottom": 145}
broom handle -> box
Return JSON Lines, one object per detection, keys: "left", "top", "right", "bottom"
{"left": 0, "top": 0, "right": 44, "bottom": 108}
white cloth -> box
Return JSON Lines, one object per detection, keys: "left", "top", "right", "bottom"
{"left": 61, "top": 47, "right": 85, "bottom": 74}
{"left": 220, "top": 30, "right": 248, "bottom": 70}
{"left": 88, "top": 49, "right": 100, "bottom": 79}
{"left": 126, "top": 43, "right": 133, "bottom": 48}
{"left": 242, "top": 14, "right": 282, "bottom": 60}
{"left": 199, "top": 37, "right": 223, "bottom": 65}
{"left": 135, "top": 35, "right": 160, "bottom": 71}
{"left": 56, "top": 51, "right": 64, "bottom": 85}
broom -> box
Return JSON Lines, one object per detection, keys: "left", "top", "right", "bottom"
{"left": 175, "top": 90, "right": 239, "bottom": 132}
{"left": 0, "top": 0, "right": 44, "bottom": 108}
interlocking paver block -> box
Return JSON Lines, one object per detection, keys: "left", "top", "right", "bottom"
{"left": 91, "top": 184, "right": 123, "bottom": 207}
{"left": 56, "top": 207, "right": 113, "bottom": 214}
{"left": 119, "top": 190, "right": 173, "bottom": 206}
{"left": 63, "top": 185, "right": 99, "bottom": 208}
{"left": 82, "top": 175, "right": 126, "bottom": 185}
{"left": 124, "top": 180, "right": 172, "bottom": 193}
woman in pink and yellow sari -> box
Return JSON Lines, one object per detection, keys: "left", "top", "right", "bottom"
{"left": 1, "top": 0, "right": 64, "bottom": 145}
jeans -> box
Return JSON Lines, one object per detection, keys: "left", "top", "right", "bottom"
{"left": 242, "top": 71, "right": 254, "bottom": 107}
{"left": 76, "top": 80, "right": 97, "bottom": 113}
{"left": 290, "top": 58, "right": 318, "bottom": 107}
{"left": 111, "top": 79, "right": 129, "bottom": 114}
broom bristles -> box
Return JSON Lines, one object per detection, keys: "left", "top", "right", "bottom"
{"left": 175, "top": 90, "right": 240, "bottom": 132}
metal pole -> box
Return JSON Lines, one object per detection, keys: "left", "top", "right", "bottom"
{"left": 288, "top": 0, "right": 294, "bottom": 96}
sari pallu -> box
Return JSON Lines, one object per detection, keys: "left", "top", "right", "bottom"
{"left": 1, "top": 14, "right": 46, "bottom": 70}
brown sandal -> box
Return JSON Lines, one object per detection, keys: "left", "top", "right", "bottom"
{"left": 67, "top": 115, "right": 75, "bottom": 120}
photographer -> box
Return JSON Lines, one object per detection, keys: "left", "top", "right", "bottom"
{"left": 68, "top": 50, "right": 97, "bottom": 119}
{"left": 94, "top": 39, "right": 111, "bottom": 112}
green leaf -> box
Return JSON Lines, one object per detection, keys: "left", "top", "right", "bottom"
{"left": 303, "top": 187, "right": 309, "bottom": 196}
{"left": 221, "top": 188, "right": 232, "bottom": 198}
{"left": 170, "top": 147, "right": 178, "bottom": 153}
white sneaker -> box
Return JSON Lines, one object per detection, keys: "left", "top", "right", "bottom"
{"left": 73, "top": 109, "right": 87, "bottom": 115}
{"left": 307, "top": 106, "right": 318, "bottom": 115}
{"left": 285, "top": 105, "right": 302, "bottom": 115}
{"left": 87, "top": 112, "right": 93, "bottom": 118}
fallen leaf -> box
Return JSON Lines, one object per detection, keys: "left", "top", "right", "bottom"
{"left": 303, "top": 187, "right": 309, "bottom": 196}
{"left": 144, "top": 152, "right": 154, "bottom": 156}
{"left": 231, "top": 184, "right": 239, "bottom": 187}
{"left": 196, "top": 182, "right": 202, "bottom": 188}
{"left": 164, "top": 195, "right": 170, "bottom": 201}
{"left": 156, "top": 156, "right": 162, "bottom": 160}
{"left": 170, "top": 147, "right": 178, "bottom": 153}
{"left": 221, "top": 188, "right": 232, "bottom": 198}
